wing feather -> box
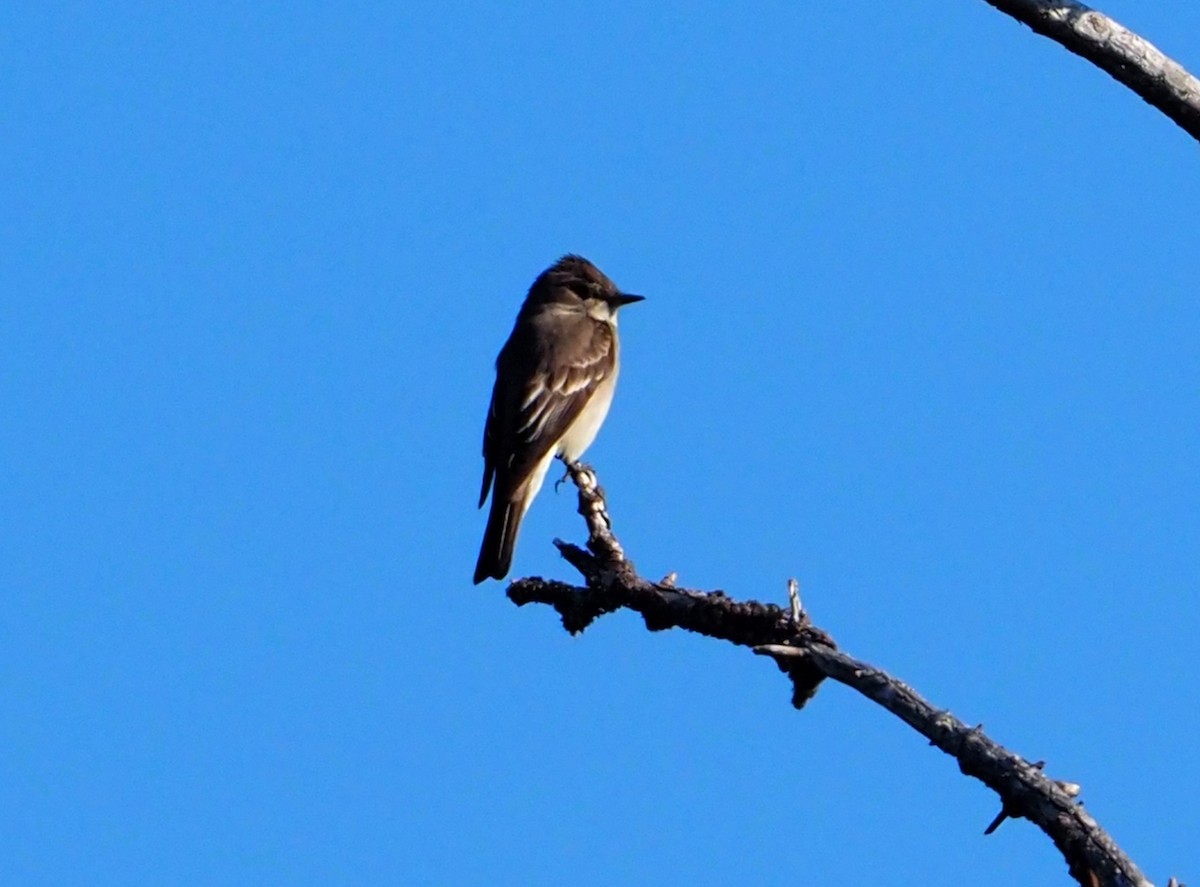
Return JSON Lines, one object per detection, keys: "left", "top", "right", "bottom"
{"left": 481, "top": 314, "right": 614, "bottom": 505}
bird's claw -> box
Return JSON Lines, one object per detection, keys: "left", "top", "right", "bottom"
{"left": 554, "top": 462, "right": 572, "bottom": 493}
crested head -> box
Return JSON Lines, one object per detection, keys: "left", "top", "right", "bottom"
{"left": 538, "top": 254, "right": 619, "bottom": 299}
{"left": 521, "top": 254, "right": 644, "bottom": 315}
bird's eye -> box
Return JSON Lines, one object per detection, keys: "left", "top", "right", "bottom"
{"left": 567, "top": 281, "right": 602, "bottom": 302}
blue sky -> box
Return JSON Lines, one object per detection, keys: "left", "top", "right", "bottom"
{"left": 4, "top": 2, "right": 1199, "bottom": 884}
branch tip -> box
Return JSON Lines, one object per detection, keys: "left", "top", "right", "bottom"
{"left": 753, "top": 644, "right": 804, "bottom": 659}
{"left": 786, "top": 577, "right": 804, "bottom": 622}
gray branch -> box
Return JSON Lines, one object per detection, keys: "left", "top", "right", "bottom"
{"left": 982, "top": 0, "right": 1200, "bottom": 142}
{"left": 507, "top": 462, "right": 1171, "bottom": 887}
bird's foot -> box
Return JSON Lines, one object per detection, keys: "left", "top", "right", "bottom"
{"left": 554, "top": 460, "right": 576, "bottom": 493}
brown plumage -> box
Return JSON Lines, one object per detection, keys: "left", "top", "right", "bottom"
{"left": 474, "top": 255, "right": 643, "bottom": 583}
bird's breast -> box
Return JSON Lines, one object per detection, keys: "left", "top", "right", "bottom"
{"left": 556, "top": 369, "right": 618, "bottom": 463}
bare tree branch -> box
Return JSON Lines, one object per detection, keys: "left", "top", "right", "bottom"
{"left": 507, "top": 462, "right": 1161, "bottom": 887}
{"left": 981, "top": 0, "right": 1200, "bottom": 142}
{"left": 756, "top": 643, "right": 1137, "bottom": 887}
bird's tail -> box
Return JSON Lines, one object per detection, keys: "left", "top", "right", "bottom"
{"left": 473, "top": 492, "right": 528, "bottom": 584}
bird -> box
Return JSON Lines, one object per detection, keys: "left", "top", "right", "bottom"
{"left": 474, "top": 255, "right": 644, "bottom": 584}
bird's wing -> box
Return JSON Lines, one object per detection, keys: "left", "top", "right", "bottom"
{"left": 481, "top": 318, "right": 614, "bottom": 504}
{"left": 478, "top": 387, "right": 500, "bottom": 508}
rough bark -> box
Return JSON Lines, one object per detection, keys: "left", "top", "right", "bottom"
{"left": 507, "top": 462, "right": 1165, "bottom": 887}
{"left": 981, "top": 0, "right": 1200, "bottom": 142}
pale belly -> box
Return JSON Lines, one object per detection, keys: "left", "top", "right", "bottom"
{"left": 521, "top": 344, "right": 620, "bottom": 506}
{"left": 556, "top": 370, "right": 617, "bottom": 463}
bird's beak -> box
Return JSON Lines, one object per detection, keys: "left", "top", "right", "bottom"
{"left": 611, "top": 293, "right": 646, "bottom": 307}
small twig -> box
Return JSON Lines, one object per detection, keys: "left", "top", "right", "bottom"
{"left": 985, "top": 760, "right": 1048, "bottom": 835}
{"left": 563, "top": 460, "right": 624, "bottom": 562}
{"left": 787, "top": 578, "right": 803, "bottom": 622}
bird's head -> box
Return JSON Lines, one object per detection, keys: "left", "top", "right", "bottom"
{"left": 527, "top": 254, "right": 645, "bottom": 322}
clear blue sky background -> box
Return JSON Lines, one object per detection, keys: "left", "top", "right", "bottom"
{"left": 4, "top": 2, "right": 1198, "bottom": 884}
